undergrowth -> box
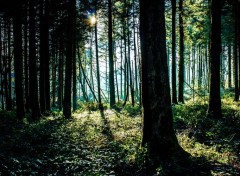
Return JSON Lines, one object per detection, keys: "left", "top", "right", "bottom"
{"left": 0, "top": 96, "right": 239, "bottom": 175}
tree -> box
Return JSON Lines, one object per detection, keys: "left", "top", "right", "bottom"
{"left": 63, "top": 0, "right": 75, "bottom": 118}
{"left": 178, "top": 0, "right": 184, "bottom": 103}
{"left": 207, "top": 0, "right": 222, "bottom": 118}
{"left": 108, "top": 0, "right": 115, "bottom": 108}
{"left": 171, "top": 0, "right": 177, "bottom": 104}
{"left": 13, "top": 0, "right": 25, "bottom": 119}
{"left": 29, "top": 0, "right": 41, "bottom": 119}
{"left": 40, "top": 0, "right": 50, "bottom": 113}
{"left": 94, "top": 1, "right": 102, "bottom": 109}
{"left": 140, "top": 0, "right": 186, "bottom": 161}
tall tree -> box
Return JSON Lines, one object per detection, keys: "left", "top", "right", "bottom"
{"left": 207, "top": 0, "right": 222, "bottom": 118}
{"left": 13, "top": 0, "right": 25, "bottom": 119}
{"left": 72, "top": 0, "right": 77, "bottom": 111}
{"left": 39, "top": 0, "right": 50, "bottom": 113}
{"left": 140, "top": 0, "right": 186, "bottom": 161}
{"left": 228, "top": 44, "right": 232, "bottom": 88}
{"left": 171, "top": 0, "right": 177, "bottom": 104}
{"left": 108, "top": 0, "right": 115, "bottom": 108}
{"left": 29, "top": 0, "right": 41, "bottom": 119}
{"left": 63, "top": 0, "right": 75, "bottom": 118}
{"left": 94, "top": 1, "right": 102, "bottom": 109}
{"left": 178, "top": 0, "right": 184, "bottom": 103}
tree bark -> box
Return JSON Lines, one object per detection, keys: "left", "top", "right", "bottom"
{"left": 171, "top": 0, "right": 177, "bottom": 104}
{"left": 178, "top": 0, "right": 184, "bottom": 103}
{"left": 108, "top": 0, "right": 115, "bottom": 108}
{"left": 29, "top": 0, "right": 41, "bottom": 119}
{"left": 140, "top": 0, "right": 186, "bottom": 160}
{"left": 63, "top": 0, "right": 75, "bottom": 118}
{"left": 207, "top": 0, "right": 222, "bottom": 118}
{"left": 13, "top": 1, "right": 25, "bottom": 119}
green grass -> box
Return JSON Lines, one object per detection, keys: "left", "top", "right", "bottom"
{"left": 0, "top": 97, "right": 239, "bottom": 175}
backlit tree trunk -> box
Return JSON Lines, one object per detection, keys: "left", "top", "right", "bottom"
{"left": 13, "top": 1, "right": 25, "bottom": 119}
{"left": 171, "top": 0, "right": 177, "bottom": 104}
{"left": 29, "top": 0, "right": 41, "bottom": 119}
{"left": 207, "top": 0, "right": 222, "bottom": 118}
{"left": 140, "top": 0, "right": 186, "bottom": 160}
{"left": 178, "top": 0, "right": 184, "bottom": 103}
{"left": 108, "top": 0, "right": 115, "bottom": 108}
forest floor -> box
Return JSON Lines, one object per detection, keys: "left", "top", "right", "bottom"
{"left": 0, "top": 97, "right": 240, "bottom": 175}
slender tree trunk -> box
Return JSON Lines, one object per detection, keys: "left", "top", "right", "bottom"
{"left": 63, "top": 0, "right": 75, "bottom": 118}
{"left": 133, "top": 0, "right": 139, "bottom": 102}
{"left": 13, "top": 1, "right": 25, "bottom": 119}
{"left": 6, "top": 20, "right": 12, "bottom": 110}
{"left": 23, "top": 4, "right": 29, "bottom": 113}
{"left": 72, "top": 4, "right": 77, "bottom": 111}
{"left": 58, "top": 42, "right": 64, "bottom": 110}
{"left": 120, "top": 39, "right": 123, "bottom": 100}
{"left": 0, "top": 18, "right": 2, "bottom": 110}
{"left": 171, "top": 0, "right": 177, "bottom": 104}
{"left": 234, "top": 3, "right": 239, "bottom": 101}
{"left": 207, "top": 0, "right": 222, "bottom": 118}
{"left": 39, "top": 0, "right": 50, "bottom": 113}
{"left": 108, "top": 0, "right": 115, "bottom": 108}
{"left": 127, "top": 17, "right": 134, "bottom": 107}
{"left": 51, "top": 39, "right": 57, "bottom": 108}
{"left": 40, "top": 0, "right": 46, "bottom": 113}
{"left": 178, "top": 0, "right": 184, "bottom": 103}
{"left": 4, "top": 26, "right": 9, "bottom": 111}
{"left": 95, "top": 8, "right": 102, "bottom": 109}
{"left": 29, "top": 0, "right": 41, "bottom": 119}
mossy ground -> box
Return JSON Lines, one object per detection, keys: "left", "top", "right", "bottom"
{"left": 0, "top": 99, "right": 239, "bottom": 175}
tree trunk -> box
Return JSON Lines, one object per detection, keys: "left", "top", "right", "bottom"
{"left": 178, "top": 0, "right": 184, "bottom": 103}
{"left": 13, "top": 1, "right": 25, "bottom": 119}
{"left": 140, "top": 0, "right": 186, "bottom": 161}
{"left": 63, "top": 0, "right": 75, "bottom": 118}
{"left": 233, "top": 2, "right": 239, "bottom": 101}
{"left": 6, "top": 20, "right": 12, "bottom": 110}
{"left": 171, "top": 0, "right": 177, "bottom": 104}
{"left": 29, "top": 0, "right": 41, "bottom": 119}
{"left": 207, "top": 0, "right": 222, "bottom": 118}
{"left": 72, "top": 4, "right": 77, "bottom": 111}
{"left": 23, "top": 4, "right": 30, "bottom": 113}
{"left": 108, "top": 0, "right": 115, "bottom": 108}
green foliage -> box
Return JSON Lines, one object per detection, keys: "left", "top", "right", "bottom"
{"left": 122, "top": 103, "right": 142, "bottom": 117}
{"left": 1, "top": 96, "right": 239, "bottom": 175}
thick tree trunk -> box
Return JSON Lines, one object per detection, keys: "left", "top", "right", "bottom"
{"left": 207, "top": 0, "right": 222, "bottom": 118}
{"left": 140, "top": 0, "right": 186, "bottom": 160}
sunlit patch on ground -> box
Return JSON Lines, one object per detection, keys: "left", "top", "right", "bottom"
{"left": 0, "top": 101, "right": 239, "bottom": 175}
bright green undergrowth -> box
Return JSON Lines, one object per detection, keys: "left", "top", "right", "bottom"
{"left": 0, "top": 96, "right": 239, "bottom": 175}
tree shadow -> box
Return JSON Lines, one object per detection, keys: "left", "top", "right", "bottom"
{"left": 99, "top": 109, "right": 114, "bottom": 141}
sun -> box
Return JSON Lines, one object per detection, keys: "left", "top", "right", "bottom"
{"left": 90, "top": 16, "right": 97, "bottom": 26}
